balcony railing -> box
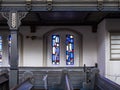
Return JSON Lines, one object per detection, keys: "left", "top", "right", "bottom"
{"left": 0, "top": 0, "right": 120, "bottom": 11}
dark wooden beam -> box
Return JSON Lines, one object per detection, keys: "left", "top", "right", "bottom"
{"left": 30, "top": 26, "right": 36, "bottom": 33}
{"left": 96, "top": 13, "right": 109, "bottom": 25}
{"left": 92, "top": 24, "right": 97, "bottom": 33}
{"left": 83, "top": 12, "right": 91, "bottom": 21}
{"left": 35, "top": 13, "right": 42, "bottom": 21}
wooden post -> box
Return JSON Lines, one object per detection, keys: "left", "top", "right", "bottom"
{"left": 1, "top": 11, "right": 28, "bottom": 89}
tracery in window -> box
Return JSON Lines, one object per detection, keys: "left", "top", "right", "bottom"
{"left": 52, "top": 35, "right": 60, "bottom": 65}
{"left": 66, "top": 34, "right": 74, "bottom": 65}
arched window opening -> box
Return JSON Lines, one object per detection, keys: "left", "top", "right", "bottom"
{"left": 66, "top": 34, "right": 74, "bottom": 65}
{"left": 44, "top": 28, "right": 82, "bottom": 67}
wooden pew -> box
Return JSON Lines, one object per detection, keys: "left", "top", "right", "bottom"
{"left": 11, "top": 78, "right": 33, "bottom": 90}
{"left": 50, "top": 70, "right": 73, "bottom": 90}
{"left": 95, "top": 74, "right": 120, "bottom": 90}
{"left": 0, "top": 73, "right": 9, "bottom": 90}
{"left": 18, "top": 65, "right": 98, "bottom": 89}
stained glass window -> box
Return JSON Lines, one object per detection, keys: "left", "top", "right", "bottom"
{"left": 66, "top": 35, "right": 74, "bottom": 65}
{"left": 8, "top": 35, "right": 11, "bottom": 61}
{"left": 52, "top": 35, "right": 60, "bottom": 65}
{"left": 8, "top": 35, "right": 11, "bottom": 47}
{"left": 0, "top": 36, "right": 2, "bottom": 64}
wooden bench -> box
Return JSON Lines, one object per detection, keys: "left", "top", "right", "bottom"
{"left": 11, "top": 78, "right": 33, "bottom": 90}
{"left": 18, "top": 65, "right": 98, "bottom": 89}
{"left": 0, "top": 73, "right": 9, "bottom": 90}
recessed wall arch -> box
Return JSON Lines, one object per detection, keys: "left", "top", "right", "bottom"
{"left": 43, "top": 28, "right": 83, "bottom": 67}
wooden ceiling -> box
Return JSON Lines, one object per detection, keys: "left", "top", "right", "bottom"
{"left": 21, "top": 12, "right": 106, "bottom": 26}
{"left": 0, "top": 11, "right": 120, "bottom": 32}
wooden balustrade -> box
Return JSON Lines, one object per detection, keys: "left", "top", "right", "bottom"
{"left": 0, "top": 0, "right": 120, "bottom": 11}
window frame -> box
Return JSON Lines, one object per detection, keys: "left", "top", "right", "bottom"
{"left": 66, "top": 34, "right": 74, "bottom": 65}
{"left": 52, "top": 35, "right": 60, "bottom": 65}
{"left": 110, "top": 33, "right": 120, "bottom": 61}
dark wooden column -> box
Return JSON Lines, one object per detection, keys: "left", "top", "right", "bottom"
{"left": 1, "top": 11, "right": 28, "bottom": 88}
{"left": 9, "top": 30, "right": 19, "bottom": 88}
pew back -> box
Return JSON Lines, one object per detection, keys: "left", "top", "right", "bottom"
{"left": 0, "top": 73, "right": 9, "bottom": 90}
{"left": 19, "top": 67, "right": 92, "bottom": 89}
{"left": 49, "top": 70, "right": 74, "bottom": 90}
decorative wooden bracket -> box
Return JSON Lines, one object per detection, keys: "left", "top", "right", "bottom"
{"left": 1, "top": 12, "right": 28, "bottom": 30}
{"left": 97, "top": 0, "right": 104, "bottom": 11}
{"left": 26, "top": 0, "right": 32, "bottom": 11}
{"left": 46, "top": 0, "right": 53, "bottom": 11}
{"left": 118, "top": 0, "right": 120, "bottom": 9}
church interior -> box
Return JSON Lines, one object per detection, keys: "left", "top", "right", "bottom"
{"left": 0, "top": 0, "right": 120, "bottom": 90}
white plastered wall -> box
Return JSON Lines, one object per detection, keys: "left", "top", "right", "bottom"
{"left": 0, "top": 30, "right": 9, "bottom": 67}
{"left": 19, "top": 26, "right": 97, "bottom": 67}
{"left": 97, "top": 20, "right": 106, "bottom": 76}
{"left": 106, "top": 19, "right": 120, "bottom": 85}
{"left": 97, "top": 19, "right": 120, "bottom": 85}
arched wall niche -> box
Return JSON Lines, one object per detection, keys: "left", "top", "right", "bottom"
{"left": 43, "top": 28, "right": 83, "bottom": 67}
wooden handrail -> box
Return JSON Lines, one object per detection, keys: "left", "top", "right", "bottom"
{"left": 11, "top": 77, "right": 33, "bottom": 90}
{"left": 65, "top": 74, "right": 73, "bottom": 90}
{"left": 95, "top": 74, "right": 120, "bottom": 90}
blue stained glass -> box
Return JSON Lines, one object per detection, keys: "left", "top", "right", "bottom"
{"left": 66, "top": 51, "right": 69, "bottom": 55}
{"left": 0, "top": 36, "right": 2, "bottom": 60}
{"left": 70, "top": 53, "right": 74, "bottom": 58}
{"left": 52, "top": 35, "right": 60, "bottom": 65}
{"left": 71, "top": 39, "right": 74, "bottom": 43}
{"left": 9, "top": 35, "right": 11, "bottom": 47}
{"left": 56, "top": 48, "right": 59, "bottom": 54}
{"left": 53, "top": 35, "right": 56, "bottom": 39}
{"left": 8, "top": 35, "right": 11, "bottom": 64}
{"left": 0, "top": 44, "right": 2, "bottom": 50}
{"left": 52, "top": 55, "right": 55, "bottom": 61}
{"left": 66, "top": 35, "right": 74, "bottom": 65}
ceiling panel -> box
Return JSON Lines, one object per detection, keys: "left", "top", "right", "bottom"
{"left": 0, "top": 11, "right": 120, "bottom": 26}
